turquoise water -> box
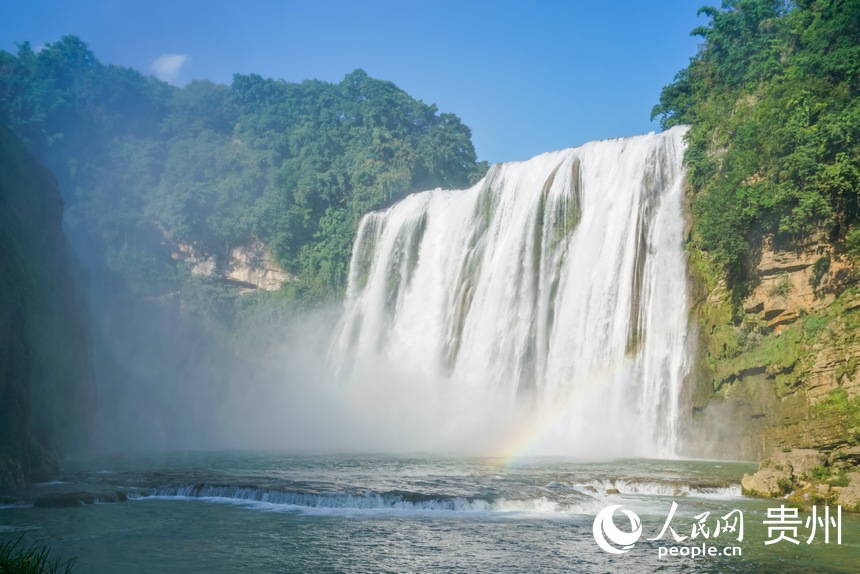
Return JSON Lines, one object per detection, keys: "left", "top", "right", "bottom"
{"left": 2, "top": 453, "right": 859, "bottom": 573}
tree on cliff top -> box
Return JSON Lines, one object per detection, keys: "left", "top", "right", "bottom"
{"left": 0, "top": 37, "right": 488, "bottom": 304}
{"left": 653, "top": 0, "right": 860, "bottom": 292}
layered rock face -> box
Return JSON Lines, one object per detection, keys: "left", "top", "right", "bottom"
{"left": 689, "top": 230, "right": 860, "bottom": 478}
{"left": 742, "top": 234, "right": 850, "bottom": 327}
{"left": 172, "top": 239, "right": 293, "bottom": 291}
{"left": 0, "top": 124, "right": 94, "bottom": 489}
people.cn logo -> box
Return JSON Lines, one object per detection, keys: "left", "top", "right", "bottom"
{"left": 593, "top": 505, "right": 643, "bottom": 554}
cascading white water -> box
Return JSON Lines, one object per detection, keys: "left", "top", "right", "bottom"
{"left": 330, "top": 126, "right": 691, "bottom": 458}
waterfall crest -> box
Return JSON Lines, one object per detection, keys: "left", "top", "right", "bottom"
{"left": 331, "top": 127, "right": 691, "bottom": 458}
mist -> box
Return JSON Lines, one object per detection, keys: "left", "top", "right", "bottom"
{"left": 81, "top": 285, "right": 533, "bottom": 456}
{"left": 2, "top": 36, "right": 696, "bottom": 464}
{"left": 0, "top": 37, "right": 494, "bottom": 460}
{"left": 76, "top": 127, "right": 695, "bottom": 461}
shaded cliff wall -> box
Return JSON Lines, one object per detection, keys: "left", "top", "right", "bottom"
{"left": 0, "top": 124, "right": 94, "bottom": 488}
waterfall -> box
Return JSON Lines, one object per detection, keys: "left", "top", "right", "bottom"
{"left": 330, "top": 127, "right": 691, "bottom": 458}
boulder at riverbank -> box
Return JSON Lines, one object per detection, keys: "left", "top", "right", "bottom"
{"left": 742, "top": 448, "right": 860, "bottom": 511}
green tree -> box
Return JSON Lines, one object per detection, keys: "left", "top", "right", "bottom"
{"left": 653, "top": 0, "right": 860, "bottom": 294}
{"left": 0, "top": 35, "right": 488, "bottom": 311}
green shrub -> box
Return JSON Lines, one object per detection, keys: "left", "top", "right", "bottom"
{"left": 768, "top": 273, "right": 792, "bottom": 298}
{"left": 830, "top": 472, "right": 851, "bottom": 488}
{"left": 803, "top": 314, "right": 829, "bottom": 336}
{"left": 810, "top": 465, "right": 831, "bottom": 481}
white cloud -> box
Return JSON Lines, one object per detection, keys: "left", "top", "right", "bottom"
{"left": 151, "top": 53, "right": 190, "bottom": 84}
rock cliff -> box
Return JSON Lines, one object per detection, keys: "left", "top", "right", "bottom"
{"left": 0, "top": 124, "right": 94, "bottom": 489}
{"left": 171, "top": 239, "right": 292, "bottom": 292}
{"left": 688, "top": 231, "right": 859, "bottom": 461}
{"left": 687, "top": 224, "right": 860, "bottom": 504}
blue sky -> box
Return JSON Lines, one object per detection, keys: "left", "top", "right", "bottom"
{"left": 1, "top": 1, "right": 707, "bottom": 164}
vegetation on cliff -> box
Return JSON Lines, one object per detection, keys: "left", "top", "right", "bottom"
{"left": 655, "top": 0, "right": 860, "bottom": 464}
{"left": 0, "top": 37, "right": 488, "bottom": 453}
{"left": 0, "top": 36, "right": 487, "bottom": 305}
{"left": 654, "top": 0, "right": 860, "bottom": 296}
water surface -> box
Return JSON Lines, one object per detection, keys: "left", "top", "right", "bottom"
{"left": 2, "top": 453, "right": 857, "bottom": 573}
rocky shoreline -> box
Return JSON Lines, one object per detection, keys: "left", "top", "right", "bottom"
{"left": 742, "top": 448, "right": 860, "bottom": 511}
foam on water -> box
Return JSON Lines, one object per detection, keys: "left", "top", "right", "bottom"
{"left": 573, "top": 479, "right": 742, "bottom": 499}
{"left": 125, "top": 475, "right": 738, "bottom": 518}
{"left": 126, "top": 483, "right": 611, "bottom": 517}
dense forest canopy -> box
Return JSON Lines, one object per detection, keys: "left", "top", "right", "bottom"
{"left": 0, "top": 36, "right": 488, "bottom": 306}
{"left": 653, "top": 0, "right": 860, "bottom": 295}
